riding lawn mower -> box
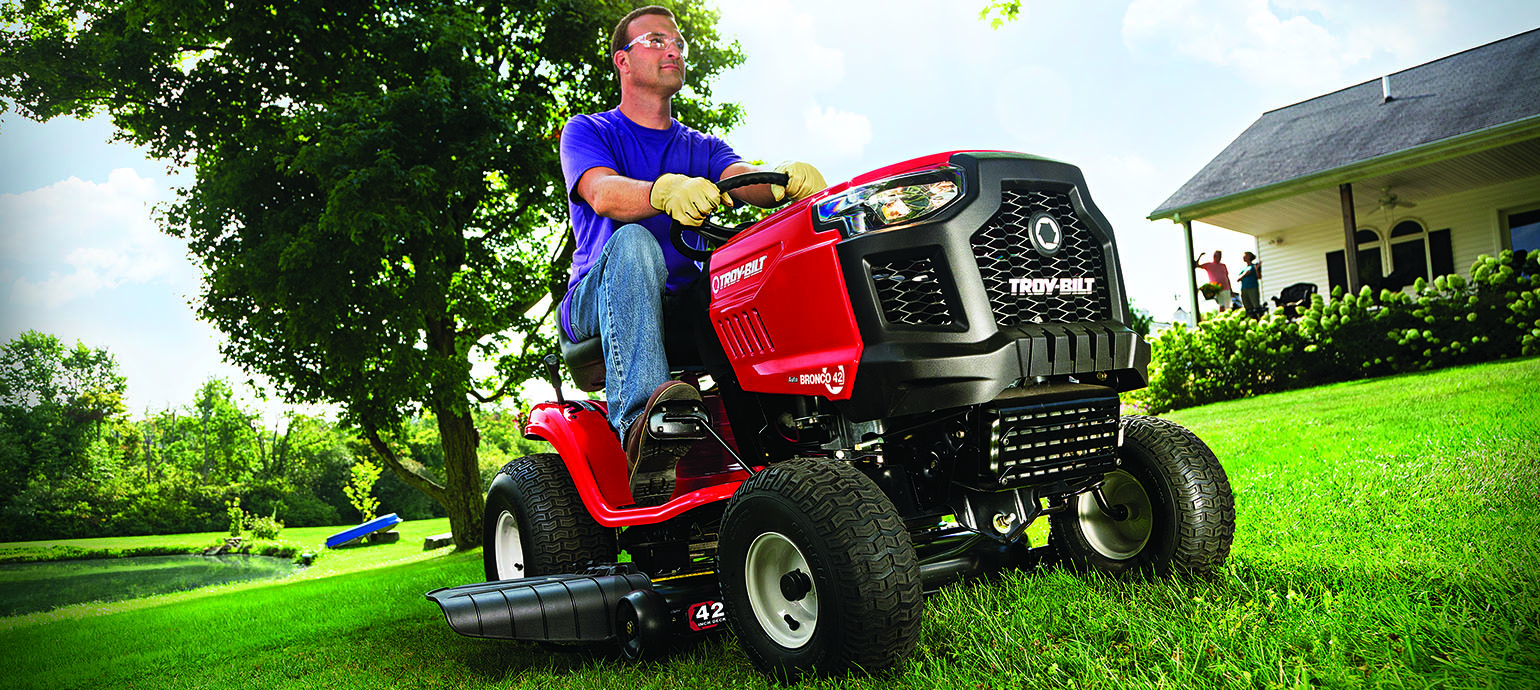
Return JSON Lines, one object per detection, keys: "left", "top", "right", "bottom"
{"left": 426, "top": 150, "right": 1236, "bottom": 680}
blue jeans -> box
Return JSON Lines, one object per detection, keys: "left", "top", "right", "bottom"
{"left": 566, "top": 225, "right": 673, "bottom": 436}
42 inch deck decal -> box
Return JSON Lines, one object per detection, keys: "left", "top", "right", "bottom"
{"left": 688, "top": 600, "right": 726, "bottom": 631}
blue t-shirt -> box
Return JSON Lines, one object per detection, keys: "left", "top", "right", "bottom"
{"left": 1239, "top": 263, "right": 1260, "bottom": 290}
{"left": 559, "top": 109, "right": 743, "bottom": 339}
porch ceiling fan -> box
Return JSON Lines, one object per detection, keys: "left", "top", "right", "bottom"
{"left": 1375, "top": 186, "right": 1417, "bottom": 212}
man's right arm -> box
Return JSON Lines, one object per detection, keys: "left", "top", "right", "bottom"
{"left": 574, "top": 167, "right": 660, "bottom": 222}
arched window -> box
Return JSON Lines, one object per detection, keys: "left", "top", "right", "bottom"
{"left": 1327, "top": 219, "right": 1452, "bottom": 293}
{"left": 1355, "top": 227, "right": 1384, "bottom": 285}
{"left": 1504, "top": 205, "right": 1540, "bottom": 271}
{"left": 1387, "top": 220, "right": 1429, "bottom": 289}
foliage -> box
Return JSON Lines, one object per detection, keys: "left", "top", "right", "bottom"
{"left": 979, "top": 0, "right": 1023, "bottom": 29}
{"left": 1134, "top": 251, "right": 1539, "bottom": 413}
{"left": 0, "top": 331, "right": 127, "bottom": 517}
{"left": 244, "top": 511, "right": 284, "bottom": 540}
{"left": 1127, "top": 305, "right": 1153, "bottom": 338}
{"left": 225, "top": 497, "right": 244, "bottom": 537}
{"left": 0, "top": 341, "right": 534, "bottom": 541}
{"left": 343, "top": 460, "right": 383, "bottom": 523}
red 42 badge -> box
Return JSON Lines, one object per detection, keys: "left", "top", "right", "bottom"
{"left": 687, "top": 600, "right": 726, "bottom": 631}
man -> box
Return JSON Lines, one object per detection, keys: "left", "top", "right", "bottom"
{"left": 559, "top": 6, "right": 826, "bottom": 506}
{"left": 1195, "top": 250, "right": 1233, "bottom": 312}
{"left": 1238, "top": 251, "right": 1261, "bottom": 316}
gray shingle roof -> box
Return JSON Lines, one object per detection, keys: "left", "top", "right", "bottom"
{"left": 1151, "top": 27, "right": 1540, "bottom": 219}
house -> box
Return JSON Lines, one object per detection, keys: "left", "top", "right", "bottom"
{"left": 1149, "top": 28, "right": 1540, "bottom": 316}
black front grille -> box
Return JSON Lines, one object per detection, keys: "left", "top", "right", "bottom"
{"left": 971, "top": 188, "right": 1112, "bottom": 326}
{"left": 871, "top": 254, "right": 952, "bottom": 328}
{"left": 987, "top": 395, "right": 1119, "bottom": 485}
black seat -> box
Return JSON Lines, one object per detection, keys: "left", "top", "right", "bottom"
{"left": 1270, "top": 282, "right": 1317, "bottom": 318}
{"left": 557, "top": 282, "right": 713, "bottom": 393}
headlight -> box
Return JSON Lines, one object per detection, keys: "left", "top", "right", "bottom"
{"left": 815, "top": 166, "right": 965, "bottom": 238}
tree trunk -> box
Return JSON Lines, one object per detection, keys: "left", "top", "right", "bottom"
{"left": 433, "top": 404, "right": 486, "bottom": 550}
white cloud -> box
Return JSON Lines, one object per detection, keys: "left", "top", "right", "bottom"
{"left": 1121, "top": 0, "right": 1451, "bottom": 92}
{"left": 714, "top": 0, "right": 872, "bottom": 163}
{"left": 1, "top": 168, "right": 192, "bottom": 308}
{"left": 801, "top": 104, "right": 872, "bottom": 159}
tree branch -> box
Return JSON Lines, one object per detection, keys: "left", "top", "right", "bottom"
{"left": 362, "top": 424, "right": 446, "bottom": 502}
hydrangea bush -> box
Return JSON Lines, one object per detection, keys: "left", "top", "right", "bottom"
{"left": 1133, "top": 251, "right": 1539, "bottom": 413}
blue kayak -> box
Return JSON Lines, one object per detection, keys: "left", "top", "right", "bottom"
{"left": 326, "top": 513, "right": 402, "bottom": 548}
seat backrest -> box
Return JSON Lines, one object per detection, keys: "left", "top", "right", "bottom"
{"left": 559, "top": 331, "right": 608, "bottom": 393}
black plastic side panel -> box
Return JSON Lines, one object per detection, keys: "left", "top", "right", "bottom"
{"left": 426, "top": 572, "right": 652, "bottom": 642}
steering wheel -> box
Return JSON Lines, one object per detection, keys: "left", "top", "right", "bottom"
{"left": 670, "top": 171, "right": 791, "bottom": 262}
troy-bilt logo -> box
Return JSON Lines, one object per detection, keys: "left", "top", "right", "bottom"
{"left": 688, "top": 600, "right": 726, "bottom": 631}
{"left": 711, "top": 255, "right": 768, "bottom": 294}
{"left": 788, "top": 365, "right": 847, "bottom": 395}
{"left": 1028, "top": 212, "right": 1063, "bottom": 256}
{"left": 1010, "top": 276, "right": 1097, "bottom": 297}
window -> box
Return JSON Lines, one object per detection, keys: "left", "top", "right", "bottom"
{"left": 1504, "top": 207, "right": 1540, "bottom": 254}
{"left": 1326, "top": 227, "right": 1383, "bottom": 293}
{"left": 1326, "top": 222, "right": 1453, "bottom": 292}
{"left": 1386, "top": 220, "right": 1428, "bottom": 290}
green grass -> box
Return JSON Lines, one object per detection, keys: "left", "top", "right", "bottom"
{"left": 2, "top": 358, "right": 1537, "bottom": 689}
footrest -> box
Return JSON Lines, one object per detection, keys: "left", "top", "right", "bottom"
{"left": 647, "top": 399, "right": 711, "bottom": 441}
{"left": 426, "top": 571, "right": 652, "bottom": 642}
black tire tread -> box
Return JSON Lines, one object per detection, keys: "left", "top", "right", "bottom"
{"left": 1052, "top": 415, "right": 1235, "bottom": 576}
{"left": 720, "top": 457, "right": 923, "bottom": 679}
{"left": 484, "top": 453, "right": 615, "bottom": 579}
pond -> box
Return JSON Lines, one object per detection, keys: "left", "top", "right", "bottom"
{"left": 0, "top": 554, "right": 301, "bottom": 617}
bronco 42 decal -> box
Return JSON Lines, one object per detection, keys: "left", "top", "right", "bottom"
{"left": 787, "top": 365, "right": 847, "bottom": 396}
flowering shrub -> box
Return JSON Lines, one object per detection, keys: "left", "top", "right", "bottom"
{"left": 1133, "top": 251, "right": 1539, "bottom": 413}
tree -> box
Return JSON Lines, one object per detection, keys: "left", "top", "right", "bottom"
{"left": 2, "top": 1, "right": 745, "bottom": 548}
{"left": 0, "top": 331, "right": 127, "bottom": 513}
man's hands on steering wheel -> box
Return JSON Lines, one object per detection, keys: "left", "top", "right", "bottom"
{"left": 651, "top": 173, "right": 733, "bottom": 227}
{"left": 771, "top": 161, "right": 827, "bottom": 203}
{"left": 670, "top": 170, "right": 791, "bottom": 262}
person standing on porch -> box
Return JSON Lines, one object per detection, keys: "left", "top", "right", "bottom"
{"left": 1238, "top": 251, "right": 1261, "bottom": 316}
{"left": 1195, "top": 250, "right": 1234, "bottom": 312}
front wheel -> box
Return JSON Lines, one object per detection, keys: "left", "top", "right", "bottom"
{"left": 483, "top": 453, "right": 616, "bottom": 581}
{"left": 1050, "top": 415, "right": 1235, "bottom": 576}
{"left": 718, "top": 457, "right": 922, "bottom": 681}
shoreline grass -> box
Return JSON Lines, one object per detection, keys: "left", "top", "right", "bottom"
{"left": 0, "top": 518, "right": 454, "bottom": 631}
{"left": 2, "top": 358, "right": 1536, "bottom": 688}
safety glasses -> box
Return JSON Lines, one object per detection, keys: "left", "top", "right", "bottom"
{"left": 623, "top": 31, "right": 688, "bottom": 59}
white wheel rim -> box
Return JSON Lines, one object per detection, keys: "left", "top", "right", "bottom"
{"left": 744, "top": 531, "right": 818, "bottom": 648}
{"left": 1078, "top": 469, "right": 1154, "bottom": 560}
{"left": 493, "top": 509, "right": 527, "bottom": 580}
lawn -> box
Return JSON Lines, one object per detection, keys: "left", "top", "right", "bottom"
{"left": 2, "top": 357, "right": 1536, "bottom": 689}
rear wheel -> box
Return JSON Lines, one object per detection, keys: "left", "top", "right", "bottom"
{"left": 719, "top": 457, "right": 922, "bottom": 681}
{"left": 483, "top": 453, "right": 616, "bottom": 581}
{"left": 1050, "top": 415, "right": 1234, "bottom": 576}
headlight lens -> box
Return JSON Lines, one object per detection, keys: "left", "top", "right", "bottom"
{"left": 815, "top": 166, "right": 965, "bottom": 238}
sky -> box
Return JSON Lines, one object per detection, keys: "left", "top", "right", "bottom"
{"left": 2, "top": 0, "right": 1538, "bottom": 419}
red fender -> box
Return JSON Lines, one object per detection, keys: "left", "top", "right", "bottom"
{"left": 524, "top": 401, "right": 747, "bottom": 528}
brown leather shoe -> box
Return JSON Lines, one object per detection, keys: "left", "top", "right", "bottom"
{"left": 624, "top": 380, "right": 703, "bottom": 506}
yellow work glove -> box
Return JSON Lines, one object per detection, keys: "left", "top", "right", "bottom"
{"left": 650, "top": 173, "right": 732, "bottom": 226}
{"left": 771, "top": 161, "right": 828, "bottom": 202}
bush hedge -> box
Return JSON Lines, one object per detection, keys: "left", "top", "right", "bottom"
{"left": 1132, "top": 251, "right": 1540, "bottom": 413}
